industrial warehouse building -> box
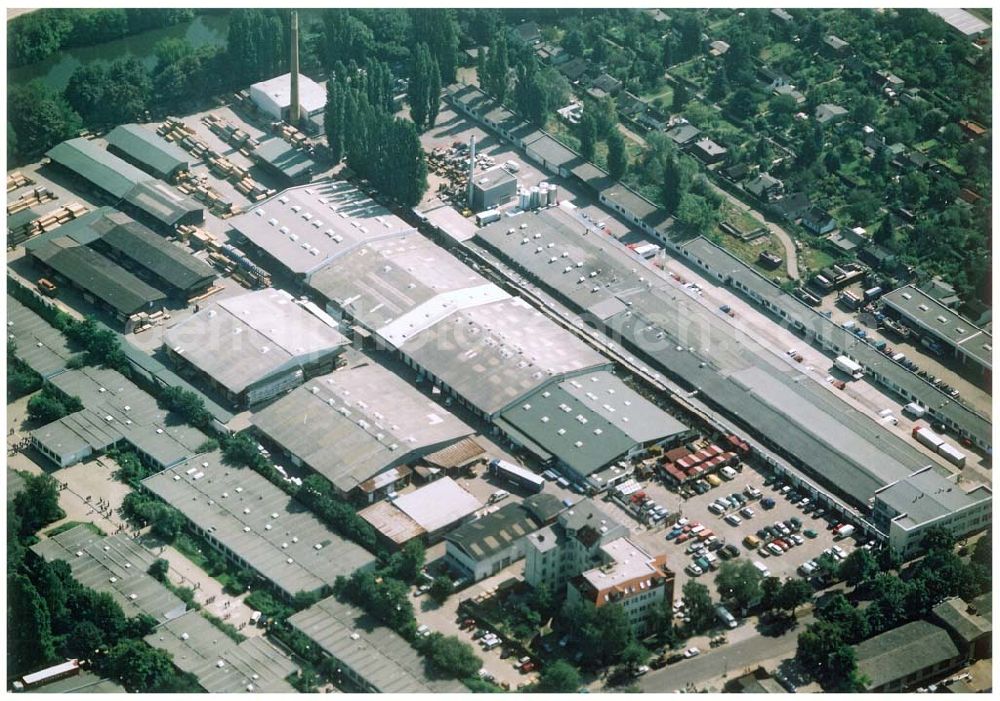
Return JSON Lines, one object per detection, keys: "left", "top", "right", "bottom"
{"left": 164, "top": 288, "right": 348, "bottom": 408}
{"left": 106, "top": 123, "right": 190, "bottom": 181}
{"left": 142, "top": 452, "right": 377, "bottom": 599}
{"left": 31, "top": 524, "right": 189, "bottom": 623}
{"left": 29, "top": 366, "right": 208, "bottom": 470}
{"left": 26, "top": 237, "right": 167, "bottom": 320}
{"left": 251, "top": 137, "right": 316, "bottom": 185}
{"left": 24, "top": 207, "right": 215, "bottom": 313}
{"left": 145, "top": 613, "right": 299, "bottom": 693}
{"left": 445, "top": 493, "right": 564, "bottom": 581}
{"left": 495, "top": 371, "right": 692, "bottom": 490}
{"left": 250, "top": 72, "right": 327, "bottom": 122}
{"left": 45, "top": 137, "right": 203, "bottom": 229}
{"left": 288, "top": 596, "right": 467, "bottom": 693}
{"left": 227, "top": 180, "right": 415, "bottom": 283}
{"left": 470, "top": 168, "right": 517, "bottom": 211}
{"left": 359, "top": 477, "right": 482, "bottom": 546}
{"left": 881, "top": 284, "right": 992, "bottom": 380}
{"left": 7, "top": 296, "right": 83, "bottom": 379}
{"left": 251, "top": 363, "right": 474, "bottom": 499}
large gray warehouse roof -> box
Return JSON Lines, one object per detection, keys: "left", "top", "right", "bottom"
{"left": 253, "top": 137, "right": 316, "bottom": 181}
{"left": 309, "top": 232, "right": 490, "bottom": 330}
{"left": 142, "top": 453, "right": 377, "bottom": 597}
{"left": 29, "top": 237, "right": 167, "bottom": 317}
{"left": 854, "top": 620, "right": 959, "bottom": 690}
{"left": 882, "top": 284, "right": 991, "bottom": 369}
{"left": 874, "top": 466, "right": 992, "bottom": 531}
{"left": 497, "top": 371, "right": 689, "bottom": 478}
{"left": 230, "top": 180, "right": 415, "bottom": 277}
{"left": 678, "top": 236, "right": 991, "bottom": 449}
{"left": 37, "top": 366, "right": 207, "bottom": 469}
{"left": 145, "top": 612, "right": 298, "bottom": 693}
{"left": 164, "top": 288, "right": 348, "bottom": 396}
{"left": 31, "top": 524, "right": 188, "bottom": 623}
{"left": 106, "top": 123, "right": 189, "bottom": 179}
{"left": 395, "top": 296, "right": 611, "bottom": 417}
{"left": 46, "top": 137, "right": 149, "bottom": 198}
{"left": 251, "top": 364, "right": 473, "bottom": 493}
{"left": 7, "top": 295, "right": 82, "bottom": 379}
{"left": 445, "top": 501, "right": 540, "bottom": 561}
{"left": 289, "top": 596, "right": 467, "bottom": 693}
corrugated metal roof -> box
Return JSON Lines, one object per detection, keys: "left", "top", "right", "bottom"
{"left": 46, "top": 137, "right": 148, "bottom": 199}
{"left": 106, "top": 123, "right": 189, "bottom": 179}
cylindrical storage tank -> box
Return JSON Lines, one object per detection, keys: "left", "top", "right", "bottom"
{"left": 549, "top": 184, "right": 558, "bottom": 204}
{"left": 530, "top": 186, "right": 540, "bottom": 209}
{"left": 518, "top": 188, "right": 530, "bottom": 210}
{"left": 539, "top": 183, "right": 550, "bottom": 207}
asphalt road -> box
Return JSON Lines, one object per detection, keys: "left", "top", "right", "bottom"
{"left": 635, "top": 615, "right": 811, "bottom": 692}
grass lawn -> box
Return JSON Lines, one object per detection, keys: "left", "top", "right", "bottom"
{"left": 760, "top": 42, "right": 797, "bottom": 63}
{"left": 641, "top": 83, "right": 674, "bottom": 108}
{"left": 800, "top": 244, "right": 837, "bottom": 273}
{"left": 720, "top": 203, "right": 764, "bottom": 234}
{"left": 712, "top": 227, "right": 790, "bottom": 280}
{"left": 545, "top": 116, "right": 581, "bottom": 153}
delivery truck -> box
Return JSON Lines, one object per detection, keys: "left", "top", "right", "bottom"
{"left": 834, "top": 355, "right": 864, "bottom": 379}
{"left": 912, "top": 425, "right": 945, "bottom": 451}
{"left": 937, "top": 442, "right": 967, "bottom": 468}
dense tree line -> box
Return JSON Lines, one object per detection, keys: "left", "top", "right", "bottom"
{"left": 8, "top": 8, "right": 194, "bottom": 68}
{"left": 226, "top": 9, "right": 288, "bottom": 88}
{"left": 407, "top": 43, "right": 442, "bottom": 131}
{"left": 8, "top": 346, "right": 43, "bottom": 401}
{"left": 324, "top": 63, "right": 428, "bottom": 207}
{"left": 26, "top": 384, "right": 83, "bottom": 424}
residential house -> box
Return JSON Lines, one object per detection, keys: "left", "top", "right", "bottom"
{"left": 513, "top": 21, "right": 541, "bottom": 45}
{"left": 931, "top": 597, "right": 992, "bottom": 661}
{"left": 773, "top": 192, "right": 811, "bottom": 222}
{"left": 709, "top": 40, "right": 730, "bottom": 57}
{"left": 822, "top": 34, "right": 850, "bottom": 56}
{"left": 815, "top": 103, "right": 848, "bottom": 125}
{"left": 535, "top": 43, "right": 569, "bottom": 65}
{"left": 801, "top": 206, "right": 837, "bottom": 235}
{"left": 587, "top": 73, "right": 623, "bottom": 100}
{"left": 770, "top": 8, "right": 793, "bottom": 24}
{"left": 665, "top": 123, "right": 702, "bottom": 146}
{"left": 918, "top": 276, "right": 962, "bottom": 309}
{"left": 558, "top": 57, "right": 590, "bottom": 84}
{"left": 757, "top": 65, "right": 791, "bottom": 90}
{"left": 773, "top": 83, "right": 806, "bottom": 105}
{"left": 854, "top": 621, "right": 963, "bottom": 692}
{"left": 691, "top": 138, "right": 728, "bottom": 164}
{"left": 745, "top": 173, "right": 784, "bottom": 202}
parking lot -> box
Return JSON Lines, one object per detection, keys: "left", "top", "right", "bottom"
{"left": 610, "top": 460, "right": 859, "bottom": 603}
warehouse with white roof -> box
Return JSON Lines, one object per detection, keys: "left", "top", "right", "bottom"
{"left": 250, "top": 72, "right": 328, "bottom": 121}
{"left": 164, "top": 288, "right": 348, "bottom": 408}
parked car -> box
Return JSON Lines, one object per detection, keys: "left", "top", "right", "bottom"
{"left": 683, "top": 647, "right": 701, "bottom": 658}
{"left": 767, "top": 543, "right": 784, "bottom": 556}
{"left": 724, "top": 513, "right": 743, "bottom": 526}
{"left": 790, "top": 534, "right": 805, "bottom": 546}
{"left": 723, "top": 543, "right": 740, "bottom": 558}
{"left": 803, "top": 529, "right": 818, "bottom": 539}
{"left": 761, "top": 497, "right": 776, "bottom": 510}
{"left": 740, "top": 507, "right": 755, "bottom": 519}
{"left": 686, "top": 564, "right": 703, "bottom": 576}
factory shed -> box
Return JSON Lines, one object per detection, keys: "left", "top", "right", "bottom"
{"left": 7, "top": 295, "right": 83, "bottom": 379}
{"left": 106, "top": 123, "right": 190, "bottom": 180}
{"left": 27, "top": 237, "right": 166, "bottom": 319}
{"left": 250, "top": 72, "right": 327, "bottom": 120}
{"left": 164, "top": 288, "right": 348, "bottom": 408}
{"left": 252, "top": 138, "right": 315, "bottom": 185}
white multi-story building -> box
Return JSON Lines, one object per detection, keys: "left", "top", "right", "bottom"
{"left": 568, "top": 537, "right": 675, "bottom": 635}
{"left": 523, "top": 500, "right": 628, "bottom": 592}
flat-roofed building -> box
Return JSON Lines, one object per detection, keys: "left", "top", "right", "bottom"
{"left": 30, "top": 366, "right": 207, "bottom": 470}
{"left": 30, "top": 524, "right": 189, "bottom": 623}
{"left": 873, "top": 466, "right": 992, "bottom": 558}
{"left": 252, "top": 138, "right": 316, "bottom": 185}
{"left": 250, "top": 72, "right": 328, "bottom": 121}
{"left": 470, "top": 168, "right": 517, "bottom": 211}
{"left": 164, "top": 288, "right": 348, "bottom": 408}
{"left": 445, "top": 495, "right": 563, "bottom": 581}
{"left": 22, "top": 671, "right": 125, "bottom": 694}
{"left": 27, "top": 238, "right": 167, "bottom": 321}
{"left": 391, "top": 296, "right": 611, "bottom": 419}
{"left": 360, "top": 477, "right": 481, "bottom": 546}
{"left": 145, "top": 612, "right": 299, "bottom": 693}
{"left": 288, "top": 596, "right": 467, "bottom": 693}
{"left": 7, "top": 295, "right": 83, "bottom": 379}
{"left": 882, "top": 284, "right": 991, "bottom": 377}
{"left": 569, "top": 537, "right": 675, "bottom": 634}
{"left": 142, "top": 453, "right": 377, "bottom": 599}
{"left": 251, "top": 363, "right": 473, "bottom": 499}
{"left": 106, "top": 123, "right": 189, "bottom": 181}
{"left": 929, "top": 8, "right": 990, "bottom": 37}
{"left": 495, "top": 371, "right": 691, "bottom": 490}
{"left": 228, "top": 180, "right": 415, "bottom": 283}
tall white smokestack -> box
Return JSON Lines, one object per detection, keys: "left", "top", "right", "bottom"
{"left": 467, "top": 135, "right": 476, "bottom": 208}
{"left": 289, "top": 10, "right": 300, "bottom": 125}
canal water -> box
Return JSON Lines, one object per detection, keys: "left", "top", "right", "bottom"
{"left": 8, "top": 13, "right": 230, "bottom": 93}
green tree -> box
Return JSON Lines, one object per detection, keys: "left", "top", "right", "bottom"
{"left": 7, "top": 81, "right": 83, "bottom": 162}
{"left": 102, "top": 639, "right": 179, "bottom": 692}
{"left": 661, "top": 154, "right": 683, "bottom": 214}
{"left": 426, "top": 56, "right": 442, "bottom": 128}
{"left": 7, "top": 354, "right": 43, "bottom": 401}
{"left": 727, "top": 88, "right": 758, "bottom": 121}
{"left": 606, "top": 129, "right": 628, "bottom": 180}
{"left": 759, "top": 575, "right": 782, "bottom": 611}
{"left": 677, "top": 192, "right": 719, "bottom": 236}
{"left": 715, "top": 560, "right": 764, "bottom": 613}
{"left": 852, "top": 96, "right": 879, "bottom": 126}
{"left": 147, "top": 558, "right": 170, "bottom": 583}
{"left": 815, "top": 593, "right": 868, "bottom": 643}
{"left": 480, "top": 30, "right": 510, "bottom": 102}
{"left": 387, "top": 540, "right": 425, "bottom": 583}
{"left": 676, "top": 14, "right": 703, "bottom": 61}
{"left": 682, "top": 580, "right": 714, "bottom": 633}
{"left": 428, "top": 575, "right": 453, "bottom": 603}
{"left": 593, "top": 96, "right": 618, "bottom": 139}
{"left": 409, "top": 9, "right": 458, "bottom": 83}
{"left": 563, "top": 28, "right": 585, "bottom": 57}
{"left": 408, "top": 43, "right": 433, "bottom": 130}
{"left": 423, "top": 634, "right": 482, "bottom": 678}
{"left": 8, "top": 574, "right": 57, "bottom": 675}
{"left": 971, "top": 533, "right": 991, "bottom": 567}
{"left": 708, "top": 65, "right": 730, "bottom": 102}
{"left": 324, "top": 79, "right": 347, "bottom": 163}
{"left": 14, "top": 472, "right": 65, "bottom": 537}
{"left": 671, "top": 83, "right": 689, "bottom": 113}
{"left": 776, "top": 578, "right": 813, "bottom": 615}
{"left": 534, "top": 659, "right": 581, "bottom": 692}
{"left": 797, "top": 620, "right": 859, "bottom": 689}
{"left": 921, "top": 525, "right": 957, "bottom": 553}
{"left": 577, "top": 111, "right": 598, "bottom": 161}
{"left": 838, "top": 548, "right": 879, "bottom": 586}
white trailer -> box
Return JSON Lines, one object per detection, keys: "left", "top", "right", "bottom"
{"left": 834, "top": 355, "right": 864, "bottom": 379}
{"left": 913, "top": 426, "right": 945, "bottom": 451}
{"left": 937, "top": 442, "right": 967, "bottom": 468}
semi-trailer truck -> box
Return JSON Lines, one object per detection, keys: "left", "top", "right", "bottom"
{"left": 834, "top": 355, "right": 864, "bottom": 379}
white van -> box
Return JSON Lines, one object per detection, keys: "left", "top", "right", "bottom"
{"left": 752, "top": 560, "right": 771, "bottom": 578}
{"left": 488, "top": 490, "right": 510, "bottom": 504}
{"left": 720, "top": 466, "right": 738, "bottom": 481}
